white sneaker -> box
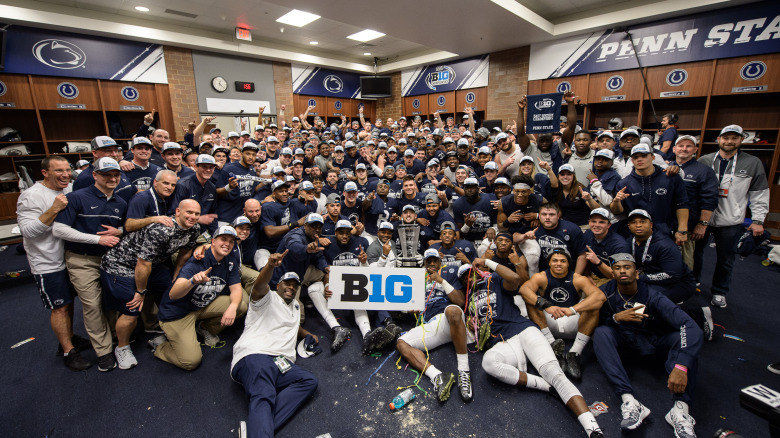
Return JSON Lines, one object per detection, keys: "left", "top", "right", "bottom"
{"left": 620, "top": 398, "right": 650, "bottom": 431}
{"left": 238, "top": 420, "right": 247, "bottom": 438}
{"left": 147, "top": 334, "right": 167, "bottom": 352}
{"left": 114, "top": 345, "right": 137, "bottom": 369}
{"left": 196, "top": 322, "right": 220, "bottom": 347}
{"left": 711, "top": 294, "right": 727, "bottom": 308}
{"left": 701, "top": 306, "right": 714, "bottom": 341}
{"left": 666, "top": 404, "right": 697, "bottom": 438}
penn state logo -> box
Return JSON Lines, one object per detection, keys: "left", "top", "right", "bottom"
{"left": 606, "top": 75, "right": 624, "bottom": 92}
{"left": 655, "top": 187, "right": 667, "bottom": 195}
{"left": 0, "top": 81, "right": 6, "bottom": 98}
{"left": 57, "top": 82, "right": 79, "bottom": 99}
{"left": 556, "top": 81, "right": 571, "bottom": 93}
{"left": 412, "top": 98, "right": 420, "bottom": 109}
{"left": 121, "top": 86, "right": 139, "bottom": 101}
{"left": 334, "top": 100, "right": 342, "bottom": 111}
{"left": 191, "top": 277, "right": 226, "bottom": 307}
{"left": 740, "top": 61, "right": 766, "bottom": 81}
{"left": 323, "top": 74, "right": 344, "bottom": 93}
{"left": 465, "top": 92, "right": 476, "bottom": 103}
{"left": 534, "top": 98, "right": 555, "bottom": 110}
{"left": 549, "top": 287, "right": 570, "bottom": 303}
{"left": 437, "top": 95, "right": 446, "bottom": 106}
{"left": 666, "top": 69, "right": 688, "bottom": 87}
{"left": 307, "top": 99, "right": 317, "bottom": 107}
{"left": 32, "top": 39, "right": 86, "bottom": 69}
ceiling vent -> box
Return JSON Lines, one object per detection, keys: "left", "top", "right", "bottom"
{"left": 164, "top": 9, "right": 198, "bottom": 19}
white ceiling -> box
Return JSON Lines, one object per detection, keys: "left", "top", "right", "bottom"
{"left": 0, "top": 0, "right": 757, "bottom": 72}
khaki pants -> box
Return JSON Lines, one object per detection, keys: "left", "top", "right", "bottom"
{"left": 239, "top": 264, "right": 259, "bottom": 314}
{"left": 154, "top": 295, "right": 233, "bottom": 370}
{"left": 589, "top": 274, "right": 612, "bottom": 287}
{"left": 65, "top": 251, "right": 113, "bottom": 356}
{"left": 680, "top": 240, "right": 695, "bottom": 271}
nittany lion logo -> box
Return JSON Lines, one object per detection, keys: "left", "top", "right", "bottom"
{"left": 437, "top": 95, "right": 446, "bottom": 106}
{"left": 32, "top": 39, "right": 86, "bottom": 69}
{"left": 191, "top": 277, "right": 226, "bottom": 308}
{"left": 666, "top": 69, "right": 688, "bottom": 87}
{"left": 655, "top": 187, "right": 667, "bottom": 195}
{"left": 549, "top": 287, "right": 570, "bottom": 303}
{"left": 307, "top": 99, "right": 317, "bottom": 107}
{"left": 323, "top": 75, "right": 343, "bottom": 93}
{"left": 740, "top": 61, "right": 766, "bottom": 81}
{"left": 334, "top": 100, "right": 342, "bottom": 111}
{"left": 606, "top": 75, "right": 624, "bottom": 92}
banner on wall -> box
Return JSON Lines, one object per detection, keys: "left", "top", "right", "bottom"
{"left": 525, "top": 93, "right": 563, "bottom": 134}
{"left": 292, "top": 65, "right": 361, "bottom": 98}
{"left": 1, "top": 25, "right": 167, "bottom": 83}
{"left": 529, "top": 1, "right": 779, "bottom": 80}
{"left": 401, "top": 55, "right": 489, "bottom": 97}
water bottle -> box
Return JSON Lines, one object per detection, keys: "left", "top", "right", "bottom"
{"left": 388, "top": 388, "right": 415, "bottom": 411}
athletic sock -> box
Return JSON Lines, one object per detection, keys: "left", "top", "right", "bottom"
{"left": 577, "top": 412, "right": 600, "bottom": 434}
{"left": 569, "top": 332, "right": 591, "bottom": 355}
{"left": 456, "top": 354, "right": 469, "bottom": 372}
{"left": 541, "top": 327, "right": 555, "bottom": 344}
{"left": 354, "top": 311, "right": 372, "bottom": 337}
{"left": 424, "top": 364, "right": 442, "bottom": 383}
{"left": 309, "top": 288, "right": 339, "bottom": 328}
{"left": 621, "top": 393, "right": 636, "bottom": 404}
{"left": 524, "top": 373, "right": 551, "bottom": 392}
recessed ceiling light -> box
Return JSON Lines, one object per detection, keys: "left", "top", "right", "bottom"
{"left": 134, "top": 6, "right": 149, "bottom": 12}
{"left": 363, "top": 52, "right": 372, "bottom": 56}
{"left": 347, "top": 29, "right": 385, "bottom": 42}
{"left": 309, "top": 41, "right": 318, "bottom": 45}
{"left": 276, "top": 9, "right": 320, "bottom": 27}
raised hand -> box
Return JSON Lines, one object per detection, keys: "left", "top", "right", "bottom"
{"left": 563, "top": 91, "right": 575, "bottom": 103}
{"left": 585, "top": 245, "right": 600, "bottom": 265}
{"left": 144, "top": 109, "right": 156, "bottom": 124}
{"left": 358, "top": 245, "right": 367, "bottom": 265}
{"left": 614, "top": 305, "right": 648, "bottom": 323}
{"left": 306, "top": 241, "right": 324, "bottom": 254}
{"left": 517, "top": 96, "right": 527, "bottom": 109}
{"left": 613, "top": 187, "right": 630, "bottom": 202}
{"left": 52, "top": 194, "right": 68, "bottom": 212}
{"left": 382, "top": 240, "right": 393, "bottom": 257}
{"left": 190, "top": 267, "right": 212, "bottom": 285}
{"left": 267, "top": 249, "right": 289, "bottom": 267}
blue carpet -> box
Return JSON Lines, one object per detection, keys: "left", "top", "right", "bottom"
{"left": 0, "top": 247, "right": 778, "bottom": 438}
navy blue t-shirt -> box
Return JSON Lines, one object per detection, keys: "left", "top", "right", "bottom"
{"left": 543, "top": 270, "right": 579, "bottom": 308}
{"left": 169, "top": 174, "right": 217, "bottom": 216}
{"left": 126, "top": 188, "right": 169, "bottom": 220}
{"left": 259, "top": 200, "right": 291, "bottom": 250}
{"left": 418, "top": 209, "right": 455, "bottom": 240}
{"left": 364, "top": 196, "right": 393, "bottom": 235}
{"left": 125, "top": 162, "right": 162, "bottom": 192}
{"left": 452, "top": 193, "right": 498, "bottom": 241}
{"left": 429, "top": 240, "right": 476, "bottom": 269}
{"left": 535, "top": 219, "right": 585, "bottom": 271}
{"left": 468, "top": 272, "right": 535, "bottom": 342}
{"left": 325, "top": 235, "right": 370, "bottom": 266}
{"left": 500, "top": 193, "right": 543, "bottom": 234}
{"left": 423, "top": 265, "right": 461, "bottom": 322}
{"left": 340, "top": 200, "right": 363, "bottom": 226}
{"left": 218, "top": 162, "right": 260, "bottom": 223}
{"left": 583, "top": 229, "right": 629, "bottom": 275}
{"left": 288, "top": 197, "right": 318, "bottom": 223}
{"left": 55, "top": 185, "right": 127, "bottom": 256}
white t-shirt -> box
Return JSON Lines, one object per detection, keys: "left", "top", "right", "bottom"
{"left": 16, "top": 182, "right": 71, "bottom": 275}
{"left": 231, "top": 290, "right": 301, "bottom": 372}
{"left": 497, "top": 144, "right": 523, "bottom": 178}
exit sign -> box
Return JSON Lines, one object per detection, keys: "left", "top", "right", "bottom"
{"left": 235, "top": 27, "right": 252, "bottom": 42}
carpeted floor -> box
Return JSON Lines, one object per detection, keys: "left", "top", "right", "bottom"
{"left": 0, "top": 246, "right": 778, "bottom": 438}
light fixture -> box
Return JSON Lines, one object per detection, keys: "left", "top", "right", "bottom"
{"left": 134, "top": 6, "right": 149, "bottom": 12}
{"left": 276, "top": 9, "right": 320, "bottom": 27}
{"left": 346, "top": 29, "right": 385, "bottom": 42}
{"left": 363, "top": 52, "right": 372, "bottom": 56}
{"left": 309, "top": 41, "right": 319, "bottom": 45}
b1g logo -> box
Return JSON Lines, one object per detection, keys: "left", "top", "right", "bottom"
{"left": 666, "top": 69, "right": 688, "bottom": 86}
{"left": 340, "top": 273, "right": 413, "bottom": 304}
{"left": 606, "top": 75, "right": 624, "bottom": 92}
{"left": 323, "top": 74, "right": 343, "bottom": 93}
{"left": 556, "top": 81, "right": 571, "bottom": 93}
{"left": 437, "top": 95, "right": 446, "bottom": 106}
{"left": 307, "top": 99, "right": 317, "bottom": 107}
{"left": 0, "top": 81, "right": 6, "bottom": 98}
{"left": 426, "top": 65, "right": 455, "bottom": 90}
{"left": 740, "top": 61, "right": 766, "bottom": 80}
{"left": 334, "top": 100, "right": 342, "bottom": 111}
{"left": 121, "top": 86, "right": 139, "bottom": 101}
{"left": 32, "top": 39, "right": 86, "bottom": 69}
{"left": 534, "top": 97, "right": 555, "bottom": 110}
{"left": 412, "top": 98, "right": 420, "bottom": 109}
{"left": 465, "top": 92, "right": 476, "bottom": 103}
{"left": 57, "top": 82, "right": 79, "bottom": 99}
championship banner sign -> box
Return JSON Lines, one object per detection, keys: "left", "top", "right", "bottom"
{"left": 401, "top": 55, "right": 489, "bottom": 97}
{"left": 525, "top": 92, "right": 563, "bottom": 134}
{"left": 2, "top": 25, "right": 167, "bottom": 83}
{"left": 529, "top": 1, "right": 779, "bottom": 79}
{"left": 292, "top": 64, "right": 361, "bottom": 98}
{"left": 327, "top": 266, "right": 425, "bottom": 311}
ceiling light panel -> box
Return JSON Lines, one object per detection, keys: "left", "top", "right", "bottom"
{"left": 346, "top": 29, "right": 385, "bottom": 42}
{"left": 276, "top": 9, "right": 320, "bottom": 27}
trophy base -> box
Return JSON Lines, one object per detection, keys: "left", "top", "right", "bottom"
{"left": 396, "top": 256, "right": 423, "bottom": 268}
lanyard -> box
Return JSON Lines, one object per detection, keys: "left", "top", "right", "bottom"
{"left": 150, "top": 189, "right": 160, "bottom": 216}
{"left": 631, "top": 234, "right": 652, "bottom": 264}
{"left": 713, "top": 152, "right": 738, "bottom": 188}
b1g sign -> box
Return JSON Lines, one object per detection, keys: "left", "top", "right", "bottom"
{"left": 328, "top": 266, "right": 425, "bottom": 311}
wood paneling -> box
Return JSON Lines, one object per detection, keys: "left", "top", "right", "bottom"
{"left": 0, "top": 192, "right": 21, "bottom": 221}
{"left": 540, "top": 76, "right": 589, "bottom": 98}
{"left": 155, "top": 84, "right": 176, "bottom": 140}
{"left": 31, "top": 76, "right": 102, "bottom": 110}
{"left": 100, "top": 81, "right": 157, "bottom": 111}
{"left": 403, "top": 96, "right": 428, "bottom": 116}
{"left": 325, "top": 97, "right": 353, "bottom": 117}
{"left": 356, "top": 100, "right": 376, "bottom": 120}
{"left": 295, "top": 95, "right": 326, "bottom": 116}
{"left": 527, "top": 80, "right": 542, "bottom": 96}
{"left": 587, "top": 69, "right": 643, "bottom": 103}
{"left": 456, "top": 87, "right": 487, "bottom": 112}
{"left": 711, "top": 53, "right": 780, "bottom": 95}
{"left": 428, "top": 91, "right": 455, "bottom": 113}
{"left": 0, "top": 74, "right": 35, "bottom": 109}
{"left": 644, "top": 61, "right": 713, "bottom": 99}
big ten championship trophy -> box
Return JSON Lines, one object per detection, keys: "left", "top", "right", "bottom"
{"left": 396, "top": 223, "right": 423, "bottom": 267}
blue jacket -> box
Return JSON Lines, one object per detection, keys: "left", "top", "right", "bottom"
{"left": 631, "top": 231, "right": 695, "bottom": 288}
{"left": 678, "top": 159, "right": 718, "bottom": 231}
{"left": 55, "top": 185, "right": 128, "bottom": 256}
{"left": 616, "top": 165, "right": 688, "bottom": 234}
{"left": 270, "top": 227, "right": 328, "bottom": 288}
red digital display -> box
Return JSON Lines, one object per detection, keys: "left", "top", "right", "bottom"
{"left": 234, "top": 81, "right": 255, "bottom": 92}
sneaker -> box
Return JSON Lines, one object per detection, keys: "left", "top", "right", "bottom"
{"left": 701, "top": 306, "right": 714, "bottom": 341}
{"left": 144, "top": 326, "right": 165, "bottom": 335}
{"left": 331, "top": 326, "right": 351, "bottom": 353}
{"left": 97, "top": 352, "right": 117, "bottom": 372}
{"left": 666, "top": 405, "right": 697, "bottom": 438}
{"left": 63, "top": 348, "right": 92, "bottom": 371}
{"left": 564, "top": 352, "right": 582, "bottom": 381}
{"left": 711, "top": 294, "right": 727, "bottom": 308}
{"left": 551, "top": 338, "right": 566, "bottom": 367}
{"left": 114, "top": 345, "right": 138, "bottom": 370}
{"left": 768, "top": 362, "right": 780, "bottom": 375}
{"left": 620, "top": 398, "right": 651, "bottom": 431}
{"left": 238, "top": 420, "right": 247, "bottom": 438}
{"left": 56, "top": 335, "right": 91, "bottom": 357}
{"left": 433, "top": 372, "right": 455, "bottom": 402}
{"left": 588, "top": 431, "right": 604, "bottom": 438}
{"left": 196, "top": 322, "right": 220, "bottom": 347}
{"left": 361, "top": 321, "right": 402, "bottom": 355}
{"left": 147, "top": 334, "right": 167, "bottom": 352}
{"left": 457, "top": 370, "right": 473, "bottom": 402}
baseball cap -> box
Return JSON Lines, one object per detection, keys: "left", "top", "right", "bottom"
{"left": 300, "top": 180, "right": 314, "bottom": 191}
{"left": 326, "top": 193, "right": 341, "bottom": 204}
{"left": 610, "top": 253, "right": 636, "bottom": 264}
{"left": 196, "top": 154, "right": 217, "bottom": 165}
{"left": 378, "top": 141, "right": 388, "bottom": 149}
{"left": 484, "top": 161, "right": 497, "bottom": 171}
{"left": 589, "top": 208, "right": 611, "bottom": 219}
{"left": 478, "top": 146, "right": 492, "bottom": 155}
{"left": 457, "top": 138, "right": 469, "bottom": 147}
{"left": 255, "top": 125, "right": 264, "bottom": 132}
{"left": 443, "top": 137, "right": 454, "bottom": 144}
{"left": 559, "top": 163, "right": 575, "bottom": 173}
{"left": 283, "top": 126, "right": 291, "bottom": 131}
{"left": 75, "top": 159, "right": 90, "bottom": 167}
{"left": 334, "top": 146, "right": 344, "bottom": 153}
{"left": 269, "top": 123, "right": 278, "bottom": 129}
{"left": 519, "top": 155, "right": 535, "bottom": 164}
{"left": 294, "top": 148, "right": 304, "bottom": 155}
{"left": 232, "top": 216, "right": 251, "bottom": 227}
{"left": 422, "top": 126, "right": 431, "bottom": 132}
{"left": 240, "top": 131, "right": 250, "bottom": 137}
{"left": 594, "top": 149, "right": 614, "bottom": 160}
{"left": 423, "top": 248, "right": 440, "bottom": 260}
{"left": 93, "top": 157, "right": 121, "bottom": 173}
{"left": 345, "top": 141, "right": 356, "bottom": 149}
{"left": 242, "top": 142, "right": 259, "bottom": 151}
{"left": 296, "top": 333, "right": 321, "bottom": 359}
{"left": 292, "top": 116, "right": 300, "bottom": 122}
{"left": 213, "top": 225, "right": 238, "bottom": 239}
{"left": 427, "top": 159, "right": 439, "bottom": 168}
{"left": 271, "top": 166, "right": 285, "bottom": 175}
{"left": 132, "top": 137, "right": 152, "bottom": 148}
{"left": 464, "top": 177, "right": 479, "bottom": 186}
{"left": 404, "top": 149, "right": 415, "bottom": 157}
{"left": 620, "top": 129, "right": 640, "bottom": 139}
{"left": 227, "top": 131, "right": 240, "bottom": 139}
{"left": 675, "top": 135, "right": 698, "bottom": 145}
{"left": 379, "top": 132, "right": 389, "bottom": 138}
{"left": 91, "top": 136, "right": 118, "bottom": 150}
{"left": 306, "top": 213, "right": 324, "bottom": 224}
{"left": 378, "top": 221, "right": 394, "bottom": 231}
{"left": 397, "top": 139, "right": 406, "bottom": 146}
{"left": 345, "top": 132, "right": 355, "bottom": 140}
{"left": 266, "top": 136, "right": 279, "bottom": 143}
{"left": 462, "top": 130, "right": 473, "bottom": 138}
{"left": 425, "top": 193, "right": 440, "bottom": 204}
{"left": 211, "top": 146, "right": 228, "bottom": 155}
{"left": 292, "top": 159, "right": 303, "bottom": 166}
{"left": 281, "top": 147, "right": 293, "bottom": 156}
{"left": 432, "top": 128, "right": 444, "bottom": 137}
{"left": 280, "top": 271, "right": 302, "bottom": 284}
{"left": 388, "top": 146, "right": 398, "bottom": 153}
{"left": 630, "top": 144, "right": 652, "bottom": 156}
{"left": 355, "top": 163, "right": 367, "bottom": 171}
{"left": 457, "top": 264, "right": 472, "bottom": 277}
{"left": 272, "top": 180, "right": 290, "bottom": 191}
{"left": 335, "top": 219, "right": 353, "bottom": 230}
{"left": 402, "top": 204, "right": 416, "bottom": 213}
{"left": 407, "top": 131, "right": 417, "bottom": 137}
{"left": 627, "top": 209, "right": 652, "bottom": 220}
{"left": 596, "top": 131, "right": 614, "bottom": 140}
{"left": 495, "top": 177, "right": 510, "bottom": 186}
{"left": 440, "top": 221, "right": 456, "bottom": 231}
{"left": 343, "top": 182, "right": 357, "bottom": 192}
{"left": 495, "top": 132, "right": 508, "bottom": 142}
{"left": 162, "top": 142, "right": 183, "bottom": 152}
{"left": 719, "top": 124, "right": 745, "bottom": 137}
{"left": 209, "top": 127, "right": 221, "bottom": 134}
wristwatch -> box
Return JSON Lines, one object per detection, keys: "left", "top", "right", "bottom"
{"left": 698, "top": 220, "right": 710, "bottom": 226}
{"left": 676, "top": 230, "right": 688, "bottom": 235}
{"left": 137, "top": 289, "right": 147, "bottom": 296}
{"left": 753, "top": 220, "right": 764, "bottom": 226}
